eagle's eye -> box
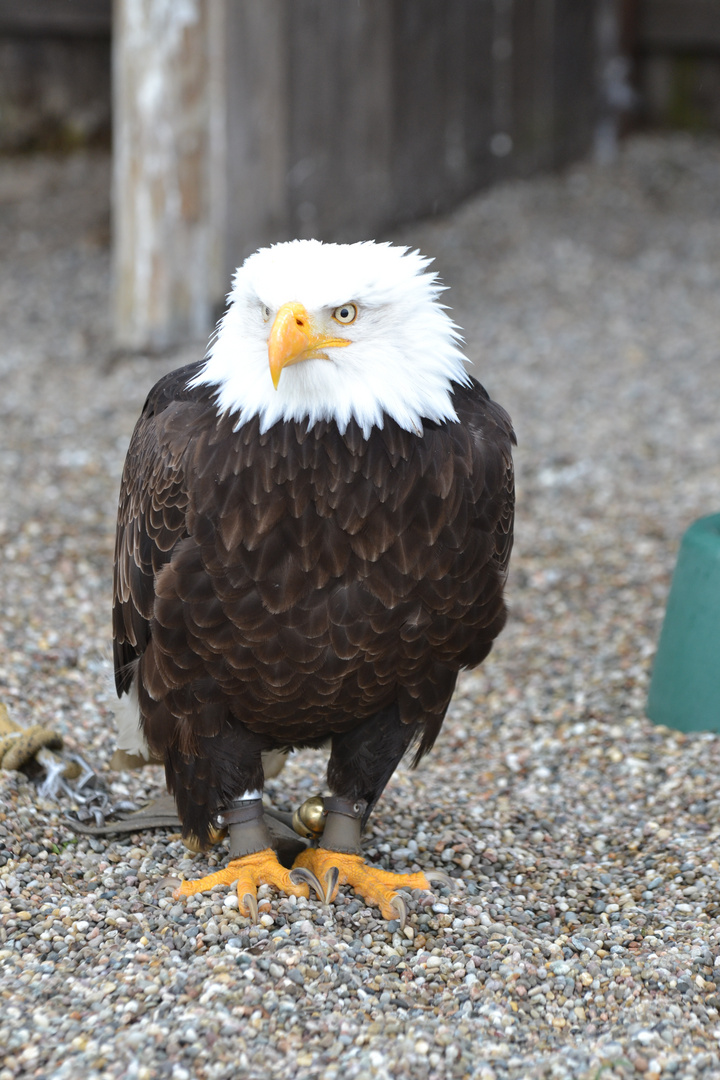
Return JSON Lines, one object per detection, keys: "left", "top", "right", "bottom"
{"left": 261, "top": 304, "right": 271, "bottom": 322}
{"left": 332, "top": 304, "right": 357, "bottom": 325}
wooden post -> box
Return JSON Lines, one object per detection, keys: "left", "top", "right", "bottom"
{"left": 112, "top": 0, "right": 226, "bottom": 351}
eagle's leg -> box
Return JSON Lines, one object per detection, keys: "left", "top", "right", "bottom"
{"left": 293, "top": 804, "right": 443, "bottom": 925}
{"left": 292, "top": 705, "right": 451, "bottom": 925}
{"left": 173, "top": 796, "right": 322, "bottom": 920}
{"left": 167, "top": 725, "right": 322, "bottom": 918}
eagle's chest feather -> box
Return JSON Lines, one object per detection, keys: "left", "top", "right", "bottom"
{"left": 180, "top": 413, "right": 471, "bottom": 605}
{"left": 146, "top": 412, "right": 495, "bottom": 731}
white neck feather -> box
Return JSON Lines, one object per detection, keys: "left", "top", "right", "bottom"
{"left": 190, "top": 240, "right": 470, "bottom": 438}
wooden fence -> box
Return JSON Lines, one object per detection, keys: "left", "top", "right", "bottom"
{"left": 0, "top": 0, "right": 111, "bottom": 152}
{"left": 5, "top": 1, "right": 717, "bottom": 350}
{"left": 631, "top": 0, "right": 720, "bottom": 130}
{"left": 113, "top": 0, "right": 602, "bottom": 352}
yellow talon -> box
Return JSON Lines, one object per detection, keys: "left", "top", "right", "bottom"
{"left": 292, "top": 848, "right": 437, "bottom": 922}
{"left": 173, "top": 847, "right": 310, "bottom": 918}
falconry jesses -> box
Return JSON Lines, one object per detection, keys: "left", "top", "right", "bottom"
{"left": 113, "top": 240, "right": 515, "bottom": 923}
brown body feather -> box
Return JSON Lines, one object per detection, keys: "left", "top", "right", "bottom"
{"left": 113, "top": 361, "right": 515, "bottom": 843}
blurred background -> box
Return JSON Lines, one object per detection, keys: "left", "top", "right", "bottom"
{"left": 1, "top": 0, "right": 719, "bottom": 351}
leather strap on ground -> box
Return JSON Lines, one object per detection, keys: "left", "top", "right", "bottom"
{"left": 65, "top": 795, "right": 309, "bottom": 863}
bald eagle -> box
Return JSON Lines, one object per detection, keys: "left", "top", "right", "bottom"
{"left": 113, "top": 240, "right": 515, "bottom": 923}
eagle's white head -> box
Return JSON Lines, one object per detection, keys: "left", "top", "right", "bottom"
{"left": 190, "top": 239, "right": 470, "bottom": 437}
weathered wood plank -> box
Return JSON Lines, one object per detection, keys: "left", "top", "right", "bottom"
{"left": 510, "top": 0, "right": 556, "bottom": 177}
{"left": 0, "top": 0, "right": 111, "bottom": 36}
{"left": 454, "top": 1, "right": 496, "bottom": 193}
{"left": 552, "top": 0, "right": 596, "bottom": 166}
{"left": 285, "top": 0, "right": 394, "bottom": 241}
{"left": 389, "top": 0, "right": 496, "bottom": 216}
{"left": 638, "top": 0, "right": 720, "bottom": 51}
{"left": 223, "top": 0, "right": 288, "bottom": 272}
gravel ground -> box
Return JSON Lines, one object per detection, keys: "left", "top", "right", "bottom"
{"left": 1, "top": 134, "right": 720, "bottom": 1080}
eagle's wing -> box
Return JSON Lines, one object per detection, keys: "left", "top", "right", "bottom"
{"left": 112, "top": 363, "right": 204, "bottom": 697}
{"left": 400, "top": 377, "right": 514, "bottom": 759}
{"left": 478, "top": 395, "right": 515, "bottom": 583}
{"left": 457, "top": 375, "right": 516, "bottom": 604}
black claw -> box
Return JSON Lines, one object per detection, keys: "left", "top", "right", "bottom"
{"left": 288, "top": 866, "right": 325, "bottom": 902}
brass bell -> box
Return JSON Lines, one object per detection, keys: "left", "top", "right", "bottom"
{"left": 292, "top": 795, "right": 326, "bottom": 839}
{"left": 181, "top": 823, "right": 227, "bottom": 853}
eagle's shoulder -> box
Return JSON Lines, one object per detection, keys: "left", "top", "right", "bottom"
{"left": 451, "top": 376, "right": 516, "bottom": 449}
{"left": 449, "top": 376, "right": 515, "bottom": 578}
{"left": 122, "top": 360, "right": 221, "bottom": 489}
{"left": 139, "top": 360, "right": 212, "bottom": 420}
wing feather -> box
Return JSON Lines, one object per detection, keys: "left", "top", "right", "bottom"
{"left": 112, "top": 364, "right": 204, "bottom": 696}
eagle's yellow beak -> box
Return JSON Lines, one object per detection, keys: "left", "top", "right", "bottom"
{"left": 268, "top": 302, "right": 350, "bottom": 389}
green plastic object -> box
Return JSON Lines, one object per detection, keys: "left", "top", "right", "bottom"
{"left": 647, "top": 513, "right": 720, "bottom": 732}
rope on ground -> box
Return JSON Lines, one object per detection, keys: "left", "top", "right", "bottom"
{"left": 0, "top": 701, "right": 79, "bottom": 778}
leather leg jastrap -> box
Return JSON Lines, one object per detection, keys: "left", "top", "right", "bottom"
{"left": 320, "top": 795, "right": 368, "bottom": 854}
{"left": 215, "top": 798, "right": 273, "bottom": 859}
